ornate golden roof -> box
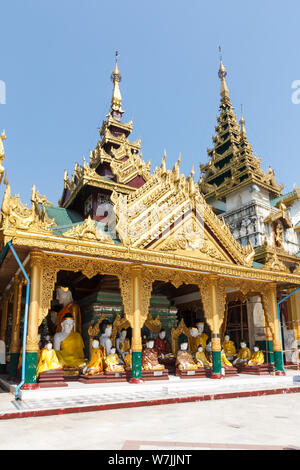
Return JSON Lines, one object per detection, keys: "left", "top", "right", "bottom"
{"left": 199, "top": 61, "right": 284, "bottom": 200}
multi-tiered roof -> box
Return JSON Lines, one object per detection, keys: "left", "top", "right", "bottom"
{"left": 199, "top": 61, "right": 284, "bottom": 203}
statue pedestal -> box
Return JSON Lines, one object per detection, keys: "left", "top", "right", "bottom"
{"left": 176, "top": 367, "right": 210, "bottom": 379}
{"left": 222, "top": 367, "right": 239, "bottom": 377}
{"left": 79, "top": 371, "right": 127, "bottom": 383}
{"left": 237, "top": 364, "right": 274, "bottom": 375}
{"left": 38, "top": 369, "right": 68, "bottom": 388}
{"left": 63, "top": 368, "right": 81, "bottom": 382}
{"left": 141, "top": 369, "right": 169, "bottom": 381}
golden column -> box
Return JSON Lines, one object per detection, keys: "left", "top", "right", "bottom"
{"left": 120, "top": 265, "right": 152, "bottom": 383}
{"left": 199, "top": 274, "right": 226, "bottom": 378}
{"left": 262, "top": 282, "right": 285, "bottom": 375}
{"left": 25, "top": 250, "right": 43, "bottom": 385}
{"left": 9, "top": 274, "right": 24, "bottom": 377}
{"left": 0, "top": 293, "right": 9, "bottom": 373}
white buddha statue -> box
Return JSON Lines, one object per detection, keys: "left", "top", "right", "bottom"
{"left": 233, "top": 341, "right": 251, "bottom": 366}
{"left": 196, "top": 322, "right": 208, "bottom": 349}
{"left": 222, "top": 334, "right": 237, "bottom": 361}
{"left": 53, "top": 313, "right": 85, "bottom": 368}
{"left": 100, "top": 323, "right": 113, "bottom": 356}
{"left": 116, "top": 328, "right": 130, "bottom": 361}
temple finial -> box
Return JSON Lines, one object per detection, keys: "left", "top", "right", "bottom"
{"left": 218, "top": 49, "right": 229, "bottom": 99}
{"left": 240, "top": 104, "right": 247, "bottom": 138}
{"left": 0, "top": 130, "right": 6, "bottom": 185}
{"left": 110, "top": 51, "right": 124, "bottom": 118}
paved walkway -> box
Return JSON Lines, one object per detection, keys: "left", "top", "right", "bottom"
{"left": 1, "top": 394, "right": 300, "bottom": 449}
{"left": 0, "top": 370, "right": 300, "bottom": 420}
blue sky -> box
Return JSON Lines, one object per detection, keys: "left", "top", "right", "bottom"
{"left": 1, "top": 0, "right": 300, "bottom": 206}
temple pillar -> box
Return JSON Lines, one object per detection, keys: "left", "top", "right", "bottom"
{"left": 9, "top": 275, "right": 24, "bottom": 378}
{"left": 24, "top": 251, "right": 43, "bottom": 388}
{"left": 0, "top": 294, "right": 9, "bottom": 373}
{"left": 199, "top": 275, "right": 226, "bottom": 379}
{"left": 262, "top": 283, "right": 285, "bottom": 375}
{"left": 120, "top": 265, "right": 152, "bottom": 383}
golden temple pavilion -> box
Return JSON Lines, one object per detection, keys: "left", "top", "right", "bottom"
{"left": 0, "top": 55, "right": 300, "bottom": 392}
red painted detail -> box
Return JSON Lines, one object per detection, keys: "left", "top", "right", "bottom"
{"left": 21, "top": 383, "right": 39, "bottom": 390}
{"left": 129, "top": 378, "right": 144, "bottom": 384}
{"left": 275, "top": 371, "right": 286, "bottom": 376}
{"left": 1, "top": 386, "right": 300, "bottom": 420}
{"left": 210, "top": 374, "right": 224, "bottom": 379}
{"left": 126, "top": 175, "right": 145, "bottom": 188}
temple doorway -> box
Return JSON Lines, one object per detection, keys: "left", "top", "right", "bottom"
{"left": 225, "top": 300, "right": 249, "bottom": 348}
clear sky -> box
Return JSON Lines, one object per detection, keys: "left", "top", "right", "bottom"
{"left": 1, "top": 0, "right": 300, "bottom": 206}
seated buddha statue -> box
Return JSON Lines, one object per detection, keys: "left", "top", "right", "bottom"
{"left": 116, "top": 329, "right": 131, "bottom": 360}
{"left": 53, "top": 313, "right": 86, "bottom": 368}
{"left": 221, "top": 348, "right": 233, "bottom": 368}
{"left": 189, "top": 327, "right": 200, "bottom": 355}
{"left": 104, "top": 347, "right": 125, "bottom": 372}
{"left": 222, "top": 335, "right": 237, "bottom": 361}
{"left": 195, "top": 346, "right": 212, "bottom": 368}
{"left": 196, "top": 322, "right": 208, "bottom": 349}
{"left": 100, "top": 323, "right": 113, "bottom": 356}
{"left": 55, "top": 286, "right": 81, "bottom": 334}
{"left": 83, "top": 339, "right": 104, "bottom": 376}
{"left": 36, "top": 341, "right": 63, "bottom": 377}
{"left": 233, "top": 341, "right": 251, "bottom": 366}
{"left": 205, "top": 341, "right": 213, "bottom": 364}
{"left": 154, "top": 329, "right": 171, "bottom": 358}
{"left": 248, "top": 346, "right": 264, "bottom": 366}
{"left": 142, "top": 340, "right": 165, "bottom": 371}
{"left": 176, "top": 342, "right": 198, "bottom": 370}
{"left": 124, "top": 349, "right": 132, "bottom": 370}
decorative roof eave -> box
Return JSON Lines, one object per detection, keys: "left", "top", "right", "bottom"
{"left": 264, "top": 208, "right": 293, "bottom": 229}
{"left": 61, "top": 172, "right": 136, "bottom": 209}
{"left": 3, "top": 228, "right": 300, "bottom": 285}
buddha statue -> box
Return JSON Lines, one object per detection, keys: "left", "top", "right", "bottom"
{"left": 83, "top": 339, "right": 104, "bottom": 376}
{"left": 189, "top": 327, "right": 200, "bottom": 354}
{"left": 176, "top": 342, "right": 198, "bottom": 370}
{"left": 53, "top": 313, "right": 86, "bottom": 368}
{"left": 205, "top": 341, "right": 213, "bottom": 364}
{"left": 142, "top": 340, "right": 165, "bottom": 371}
{"left": 154, "top": 329, "right": 171, "bottom": 358}
{"left": 248, "top": 346, "right": 264, "bottom": 366}
{"left": 124, "top": 349, "right": 132, "bottom": 370}
{"left": 222, "top": 335, "right": 237, "bottom": 361}
{"left": 233, "top": 341, "right": 251, "bottom": 366}
{"left": 104, "top": 347, "right": 125, "bottom": 372}
{"left": 55, "top": 286, "right": 81, "bottom": 334}
{"left": 195, "top": 346, "right": 212, "bottom": 368}
{"left": 196, "top": 322, "right": 208, "bottom": 349}
{"left": 116, "top": 329, "right": 131, "bottom": 360}
{"left": 36, "top": 341, "right": 63, "bottom": 377}
{"left": 100, "top": 323, "right": 113, "bottom": 356}
{"left": 221, "top": 348, "right": 233, "bottom": 368}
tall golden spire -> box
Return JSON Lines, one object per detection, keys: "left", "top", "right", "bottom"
{"left": 0, "top": 130, "right": 6, "bottom": 185}
{"left": 239, "top": 105, "right": 247, "bottom": 139}
{"left": 110, "top": 51, "right": 124, "bottom": 117}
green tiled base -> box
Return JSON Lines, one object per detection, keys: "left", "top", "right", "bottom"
{"left": 274, "top": 350, "right": 285, "bottom": 372}
{"left": 132, "top": 351, "right": 142, "bottom": 379}
{"left": 212, "top": 351, "right": 222, "bottom": 375}
{"left": 8, "top": 352, "right": 19, "bottom": 378}
{"left": 24, "top": 352, "right": 37, "bottom": 384}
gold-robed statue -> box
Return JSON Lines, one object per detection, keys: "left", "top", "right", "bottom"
{"left": 104, "top": 347, "right": 125, "bottom": 372}
{"left": 53, "top": 313, "right": 86, "bottom": 368}
{"left": 222, "top": 334, "right": 237, "bottom": 361}
{"left": 176, "top": 342, "right": 198, "bottom": 370}
{"left": 195, "top": 346, "right": 212, "bottom": 368}
{"left": 142, "top": 340, "right": 165, "bottom": 371}
{"left": 233, "top": 341, "right": 251, "bottom": 367}
{"left": 83, "top": 339, "right": 104, "bottom": 375}
{"left": 36, "top": 341, "right": 63, "bottom": 377}
{"left": 248, "top": 346, "right": 264, "bottom": 366}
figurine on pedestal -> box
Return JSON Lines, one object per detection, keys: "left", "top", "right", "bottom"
{"left": 53, "top": 313, "right": 86, "bottom": 368}
{"left": 196, "top": 322, "right": 208, "bottom": 349}
{"left": 222, "top": 335, "right": 237, "bottom": 361}
{"left": 233, "top": 341, "right": 251, "bottom": 366}
{"left": 221, "top": 348, "right": 233, "bottom": 368}
{"left": 176, "top": 342, "right": 198, "bottom": 370}
{"left": 154, "top": 329, "right": 171, "bottom": 358}
{"left": 36, "top": 341, "right": 62, "bottom": 377}
{"left": 142, "top": 340, "right": 165, "bottom": 370}
{"left": 195, "top": 346, "right": 212, "bottom": 368}
{"left": 83, "top": 339, "right": 104, "bottom": 376}
{"left": 248, "top": 346, "right": 264, "bottom": 366}
{"left": 100, "top": 323, "right": 113, "bottom": 356}
{"left": 116, "top": 329, "right": 131, "bottom": 360}
{"left": 104, "top": 347, "right": 125, "bottom": 372}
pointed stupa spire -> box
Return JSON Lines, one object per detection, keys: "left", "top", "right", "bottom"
{"left": 161, "top": 149, "right": 167, "bottom": 174}
{"left": 218, "top": 47, "right": 229, "bottom": 99}
{"left": 239, "top": 104, "right": 247, "bottom": 138}
{"left": 110, "top": 51, "right": 124, "bottom": 118}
